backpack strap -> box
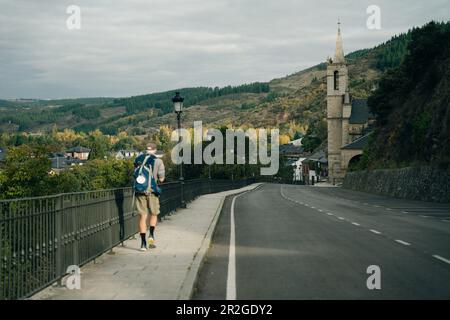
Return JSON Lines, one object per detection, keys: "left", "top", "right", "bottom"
{"left": 138, "top": 155, "right": 151, "bottom": 176}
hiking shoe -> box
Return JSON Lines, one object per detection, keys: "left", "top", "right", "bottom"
{"left": 148, "top": 237, "right": 156, "bottom": 249}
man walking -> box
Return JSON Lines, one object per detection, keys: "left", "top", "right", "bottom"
{"left": 134, "top": 143, "right": 165, "bottom": 251}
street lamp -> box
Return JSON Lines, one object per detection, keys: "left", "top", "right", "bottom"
{"left": 172, "top": 92, "right": 186, "bottom": 208}
{"left": 173, "top": 92, "right": 184, "bottom": 180}
{"left": 206, "top": 132, "right": 213, "bottom": 180}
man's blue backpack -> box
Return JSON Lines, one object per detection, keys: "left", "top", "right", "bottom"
{"left": 133, "top": 154, "right": 161, "bottom": 196}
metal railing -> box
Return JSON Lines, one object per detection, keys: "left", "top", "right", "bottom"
{"left": 0, "top": 178, "right": 253, "bottom": 300}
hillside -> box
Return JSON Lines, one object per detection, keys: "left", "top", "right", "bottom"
{"left": 0, "top": 25, "right": 419, "bottom": 143}
{"left": 361, "top": 21, "right": 450, "bottom": 169}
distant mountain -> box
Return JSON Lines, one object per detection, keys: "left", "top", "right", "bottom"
{"left": 0, "top": 24, "right": 421, "bottom": 140}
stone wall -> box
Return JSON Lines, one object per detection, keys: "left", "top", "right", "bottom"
{"left": 343, "top": 166, "right": 450, "bottom": 203}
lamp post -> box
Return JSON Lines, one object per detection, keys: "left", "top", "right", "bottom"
{"left": 173, "top": 92, "right": 186, "bottom": 208}
{"left": 206, "top": 132, "right": 213, "bottom": 180}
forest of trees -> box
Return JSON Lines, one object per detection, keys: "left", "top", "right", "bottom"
{"left": 0, "top": 83, "right": 270, "bottom": 134}
{"left": 358, "top": 21, "right": 450, "bottom": 170}
{"left": 113, "top": 82, "right": 270, "bottom": 115}
{"left": 372, "top": 33, "right": 412, "bottom": 71}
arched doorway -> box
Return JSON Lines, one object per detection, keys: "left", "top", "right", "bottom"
{"left": 348, "top": 154, "right": 363, "bottom": 171}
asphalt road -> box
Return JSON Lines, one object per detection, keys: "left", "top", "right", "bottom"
{"left": 193, "top": 184, "right": 450, "bottom": 300}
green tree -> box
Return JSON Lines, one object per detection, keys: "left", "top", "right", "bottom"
{"left": 0, "top": 145, "right": 52, "bottom": 199}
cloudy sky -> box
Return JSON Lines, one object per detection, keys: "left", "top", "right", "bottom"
{"left": 0, "top": 0, "right": 449, "bottom": 99}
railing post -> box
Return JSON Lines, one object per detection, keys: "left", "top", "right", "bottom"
{"left": 55, "top": 195, "right": 63, "bottom": 284}
{"left": 71, "top": 194, "right": 79, "bottom": 268}
{"left": 180, "top": 179, "right": 186, "bottom": 208}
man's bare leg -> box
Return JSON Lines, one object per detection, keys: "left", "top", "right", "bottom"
{"left": 139, "top": 214, "right": 148, "bottom": 233}
{"left": 149, "top": 214, "right": 157, "bottom": 229}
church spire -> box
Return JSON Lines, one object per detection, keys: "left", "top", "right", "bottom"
{"left": 334, "top": 19, "right": 345, "bottom": 64}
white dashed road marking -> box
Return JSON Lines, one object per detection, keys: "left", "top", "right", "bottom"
{"left": 326, "top": 213, "right": 334, "bottom": 216}
{"left": 338, "top": 217, "right": 345, "bottom": 221}
{"left": 351, "top": 222, "right": 360, "bottom": 226}
{"left": 395, "top": 240, "right": 411, "bottom": 246}
{"left": 432, "top": 255, "right": 450, "bottom": 265}
{"left": 370, "top": 229, "right": 382, "bottom": 235}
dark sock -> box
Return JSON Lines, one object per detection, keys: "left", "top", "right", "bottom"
{"left": 140, "top": 233, "right": 146, "bottom": 246}
{"left": 149, "top": 226, "right": 155, "bottom": 239}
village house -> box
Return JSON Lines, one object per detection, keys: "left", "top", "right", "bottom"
{"left": 280, "top": 143, "right": 310, "bottom": 183}
{"left": 302, "top": 150, "right": 328, "bottom": 184}
{"left": 65, "top": 146, "right": 91, "bottom": 160}
{"left": 49, "top": 152, "right": 85, "bottom": 174}
{"left": 114, "top": 149, "right": 140, "bottom": 160}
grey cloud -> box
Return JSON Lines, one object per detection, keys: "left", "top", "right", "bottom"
{"left": 0, "top": 0, "right": 449, "bottom": 98}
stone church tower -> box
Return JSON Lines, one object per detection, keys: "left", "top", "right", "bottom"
{"left": 327, "top": 21, "right": 352, "bottom": 183}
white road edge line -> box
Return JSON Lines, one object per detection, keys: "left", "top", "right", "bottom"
{"left": 395, "top": 240, "right": 411, "bottom": 246}
{"left": 227, "top": 190, "right": 253, "bottom": 300}
{"left": 370, "top": 229, "right": 382, "bottom": 235}
{"left": 432, "top": 255, "right": 450, "bottom": 265}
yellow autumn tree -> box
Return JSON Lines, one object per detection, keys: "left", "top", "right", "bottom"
{"left": 279, "top": 134, "right": 291, "bottom": 145}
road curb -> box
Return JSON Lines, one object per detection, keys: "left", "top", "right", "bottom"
{"left": 177, "top": 183, "right": 262, "bottom": 300}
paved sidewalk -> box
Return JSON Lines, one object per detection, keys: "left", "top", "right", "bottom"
{"left": 31, "top": 184, "right": 260, "bottom": 300}
{"left": 313, "top": 181, "right": 340, "bottom": 188}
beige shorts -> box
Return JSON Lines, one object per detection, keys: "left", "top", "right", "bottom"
{"left": 136, "top": 193, "right": 160, "bottom": 216}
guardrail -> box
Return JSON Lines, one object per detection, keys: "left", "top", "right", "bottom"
{"left": 0, "top": 178, "right": 253, "bottom": 300}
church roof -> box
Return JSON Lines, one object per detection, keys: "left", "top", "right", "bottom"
{"left": 349, "top": 99, "right": 373, "bottom": 124}
{"left": 342, "top": 132, "right": 372, "bottom": 150}
{"left": 280, "top": 144, "right": 305, "bottom": 156}
{"left": 304, "top": 150, "right": 328, "bottom": 164}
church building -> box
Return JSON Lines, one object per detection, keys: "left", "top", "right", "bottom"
{"left": 327, "top": 22, "right": 375, "bottom": 184}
